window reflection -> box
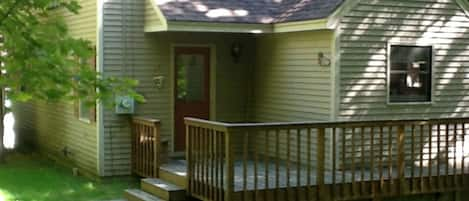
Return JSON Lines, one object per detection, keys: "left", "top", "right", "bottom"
{"left": 389, "top": 45, "right": 432, "bottom": 103}
{"left": 176, "top": 54, "right": 205, "bottom": 102}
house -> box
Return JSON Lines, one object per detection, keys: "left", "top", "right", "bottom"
{"left": 13, "top": 0, "right": 469, "bottom": 200}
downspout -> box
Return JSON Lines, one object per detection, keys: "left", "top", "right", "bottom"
{"left": 96, "top": 0, "right": 105, "bottom": 177}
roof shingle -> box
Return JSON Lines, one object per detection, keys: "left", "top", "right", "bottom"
{"left": 156, "top": 0, "right": 345, "bottom": 24}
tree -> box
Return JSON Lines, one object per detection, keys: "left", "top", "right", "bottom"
{"left": 0, "top": 0, "right": 143, "bottom": 161}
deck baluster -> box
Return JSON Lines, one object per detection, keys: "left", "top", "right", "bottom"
{"left": 342, "top": 127, "right": 347, "bottom": 199}
{"left": 388, "top": 126, "right": 393, "bottom": 195}
{"left": 411, "top": 125, "right": 415, "bottom": 193}
{"left": 463, "top": 124, "right": 467, "bottom": 186}
{"left": 446, "top": 124, "right": 450, "bottom": 188}
{"left": 254, "top": 130, "right": 259, "bottom": 200}
{"left": 286, "top": 129, "right": 291, "bottom": 201}
{"left": 317, "top": 127, "right": 326, "bottom": 201}
{"left": 131, "top": 117, "right": 161, "bottom": 178}
{"left": 296, "top": 129, "right": 301, "bottom": 201}
{"left": 351, "top": 127, "right": 357, "bottom": 197}
{"left": 437, "top": 124, "right": 441, "bottom": 190}
{"left": 308, "top": 128, "right": 313, "bottom": 201}
{"left": 453, "top": 123, "right": 458, "bottom": 188}
{"left": 264, "top": 130, "right": 269, "bottom": 201}
{"left": 397, "top": 125, "right": 405, "bottom": 195}
{"left": 360, "top": 126, "right": 365, "bottom": 196}
{"left": 370, "top": 127, "right": 375, "bottom": 198}
{"left": 428, "top": 124, "right": 433, "bottom": 190}
{"left": 275, "top": 129, "right": 280, "bottom": 201}
{"left": 243, "top": 131, "right": 248, "bottom": 201}
{"left": 419, "top": 125, "right": 424, "bottom": 192}
{"left": 332, "top": 127, "right": 337, "bottom": 200}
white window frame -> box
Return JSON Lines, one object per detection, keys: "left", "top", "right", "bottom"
{"left": 386, "top": 42, "right": 435, "bottom": 105}
{"left": 78, "top": 99, "right": 91, "bottom": 123}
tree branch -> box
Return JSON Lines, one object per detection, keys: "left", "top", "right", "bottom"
{"left": 0, "top": 0, "right": 22, "bottom": 27}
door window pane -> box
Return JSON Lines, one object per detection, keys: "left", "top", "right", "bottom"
{"left": 389, "top": 45, "right": 432, "bottom": 103}
{"left": 176, "top": 54, "right": 205, "bottom": 101}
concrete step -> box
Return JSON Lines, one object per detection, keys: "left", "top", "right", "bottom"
{"left": 141, "top": 178, "right": 186, "bottom": 201}
{"left": 124, "top": 189, "right": 164, "bottom": 201}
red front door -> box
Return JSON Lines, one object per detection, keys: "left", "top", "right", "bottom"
{"left": 174, "top": 47, "right": 210, "bottom": 151}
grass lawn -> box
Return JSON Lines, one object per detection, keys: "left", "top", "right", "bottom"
{"left": 0, "top": 153, "right": 138, "bottom": 201}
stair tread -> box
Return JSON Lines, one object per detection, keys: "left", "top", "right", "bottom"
{"left": 103, "top": 199, "right": 127, "bottom": 201}
{"left": 125, "top": 189, "right": 164, "bottom": 201}
{"left": 159, "top": 160, "right": 187, "bottom": 177}
{"left": 142, "top": 178, "right": 185, "bottom": 192}
{"left": 160, "top": 137, "right": 170, "bottom": 143}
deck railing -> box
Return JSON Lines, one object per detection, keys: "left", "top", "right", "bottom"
{"left": 131, "top": 117, "right": 161, "bottom": 178}
{"left": 185, "top": 117, "right": 469, "bottom": 201}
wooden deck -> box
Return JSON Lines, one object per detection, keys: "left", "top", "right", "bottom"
{"left": 131, "top": 117, "right": 469, "bottom": 201}
{"left": 185, "top": 117, "right": 469, "bottom": 201}
{"left": 161, "top": 159, "right": 468, "bottom": 192}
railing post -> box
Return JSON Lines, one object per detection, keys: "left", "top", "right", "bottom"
{"left": 186, "top": 123, "right": 191, "bottom": 191}
{"left": 397, "top": 125, "right": 407, "bottom": 195}
{"left": 225, "top": 128, "right": 234, "bottom": 201}
{"left": 153, "top": 121, "right": 160, "bottom": 178}
{"left": 317, "top": 127, "right": 326, "bottom": 201}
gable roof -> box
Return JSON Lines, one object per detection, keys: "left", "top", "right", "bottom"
{"left": 156, "top": 0, "right": 345, "bottom": 24}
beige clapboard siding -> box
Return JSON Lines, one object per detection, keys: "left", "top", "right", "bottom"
{"left": 102, "top": 0, "right": 255, "bottom": 176}
{"left": 12, "top": 0, "right": 98, "bottom": 175}
{"left": 14, "top": 101, "right": 98, "bottom": 175}
{"left": 252, "top": 30, "right": 333, "bottom": 122}
{"left": 55, "top": 0, "right": 97, "bottom": 43}
{"left": 251, "top": 30, "right": 334, "bottom": 168}
{"left": 338, "top": 0, "right": 469, "bottom": 121}
{"left": 102, "top": 0, "right": 145, "bottom": 176}
{"left": 338, "top": 0, "right": 469, "bottom": 167}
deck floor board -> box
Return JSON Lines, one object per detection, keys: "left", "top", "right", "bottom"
{"left": 161, "top": 159, "right": 469, "bottom": 192}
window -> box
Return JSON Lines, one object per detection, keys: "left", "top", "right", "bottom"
{"left": 75, "top": 47, "right": 96, "bottom": 123}
{"left": 388, "top": 45, "right": 432, "bottom": 103}
{"left": 176, "top": 54, "right": 205, "bottom": 102}
{"left": 78, "top": 100, "right": 91, "bottom": 122}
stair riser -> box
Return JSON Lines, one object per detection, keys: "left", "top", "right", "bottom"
{"left": 142, "top": 182, "right": 186, "bottom": 201}
{"left": 141, "top": 182, "right": 170, "bottom": 200}
{"left": 159, "top": 168, "right": 187, "bottom": 188}
{"left": 125, "top": 189, "right": 164, "bottom": 201}
{"left": 124, "top": 192, "right": 152, "bottom": 201}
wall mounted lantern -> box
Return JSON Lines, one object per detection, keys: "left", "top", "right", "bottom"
{"left": 318, "top": 52, "right": 331, "bottom": 67}
{"left": 153, "top": 75, "right": 165, "bottom": 89}
{"left": 153, "top": 64, "right": 165, "bottom": 89}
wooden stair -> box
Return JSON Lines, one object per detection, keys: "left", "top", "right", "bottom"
{"left": 141, "top": 178, "right": 186, "bottom": 201}
{"left": 158, "top": 160, "right": 187, "bottom": 189}
{"left": 125, "top": 189, "right": 164, "bottom": 201}
{"left": 122, "top": 160, "right": 191, "bottom": 201}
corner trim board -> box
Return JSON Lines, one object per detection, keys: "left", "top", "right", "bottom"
{"left": 327, "top": 0, "right": 361, "bottom": 29}
{"left": 96, "top": 0, "right": 105, "bottom": 176}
